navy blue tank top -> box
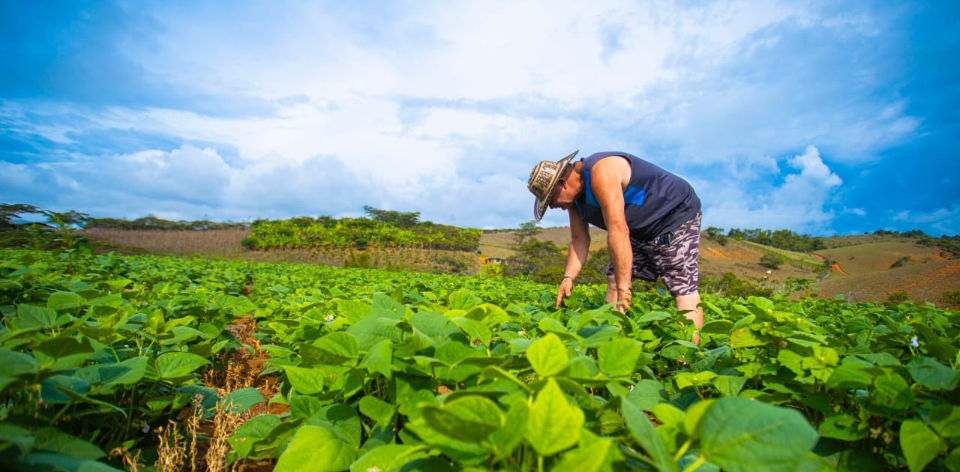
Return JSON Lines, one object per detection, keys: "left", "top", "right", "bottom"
{"left": 574, "top": 152, "right": 701, "bottom": 241}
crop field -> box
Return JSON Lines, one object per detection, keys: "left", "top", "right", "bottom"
{"left": 1, "top": 248, "right": 958, "bottom": 471}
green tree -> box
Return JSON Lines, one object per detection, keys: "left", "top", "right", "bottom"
{"left": 363, "top": 206, "right": 421, "bottom": 229}
{"left": 513, "top": 221, "right": 542, "bottom": 246}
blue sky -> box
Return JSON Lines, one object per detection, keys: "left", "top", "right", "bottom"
{"left": 2, "top": 0, "right": 958, "bottom": 236}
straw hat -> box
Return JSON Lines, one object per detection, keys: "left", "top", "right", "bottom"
{"left": 527, "top": 150, "right": 578, "bottom": 221}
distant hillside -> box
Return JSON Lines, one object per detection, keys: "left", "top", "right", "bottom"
{"left": 813, "top": 241, "right": 958, "bottom": 304}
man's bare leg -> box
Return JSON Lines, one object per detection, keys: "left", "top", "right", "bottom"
{"left": 676, "top": 292, "right": 703, "bottom": 345}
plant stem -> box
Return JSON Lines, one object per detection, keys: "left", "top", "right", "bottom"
{"left": 673, "top": 439, "right": 692, "bottom": 463}
{"left": 681, "top": 455, "right": 706, "bottom": 472}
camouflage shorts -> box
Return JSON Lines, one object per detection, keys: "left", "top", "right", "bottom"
{"left": 606, "top": 211, "right": 701, "bottom": 297}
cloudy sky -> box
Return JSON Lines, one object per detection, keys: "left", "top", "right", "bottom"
{"left": 2, "top": 0, "right": 958, "bottom": 236}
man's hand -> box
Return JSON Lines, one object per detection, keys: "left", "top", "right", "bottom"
{"left": 615, "top": 287, "right": 632, "bottom": 313}
{"left": 556, "top": 277, "right": 574, "bottom": 309}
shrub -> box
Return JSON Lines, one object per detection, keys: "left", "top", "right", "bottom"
{"left": 887, "top": 291, "right": 909, "bottom": 303}
{"left": 700, "top": 272, "right": 774, "bottom": 299}
{"left": 577, "top": 268, "right": 607, "bottom": 285}
{"left": 759, "top": 253, "right": 784, "bottom": 270}
{"left": 344, "top": 251, "right": 373, "bottom": 269}
{"left": 889, "top": 256, "right": 911, "bottom": 269}
{"left": 532, "top": 266, "right": 566, "bottom": 285}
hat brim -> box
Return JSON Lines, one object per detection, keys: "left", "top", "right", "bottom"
{"left": 533, "top": 150, "right": 578, "bottom": 221}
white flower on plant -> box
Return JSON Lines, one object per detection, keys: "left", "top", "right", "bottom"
{"left": 142, "top": 422, "right": 150, "bottom": 433}
{"left": 518, "top": 330, "right": 525, "bottom": 337}
{"left": 910, "top": 336, "right": 920, "bottom": 347}
{"left": 325, "top": 315, "right": 335, "bottom": 322}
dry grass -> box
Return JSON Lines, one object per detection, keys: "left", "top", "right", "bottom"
{"left": 811, "top": 241, "right": 959, "bottom": 304}
{"left": 81, "top": 228, "right": 252, "bottom": 258}
{"left": 479, "top": 226, "right": 607, "bottom": 258}
{"left": 156, "top": 421, "right": 187, "bottom": 472}
{"left": 204, "top": 401, "right": 243, "bottom": 472}
{"left": 109, "top": 446, "right": 143, "bottom": 472}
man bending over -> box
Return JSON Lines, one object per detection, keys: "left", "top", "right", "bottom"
{"left": 527, "top": 151, "right": 703, "bottom": 344}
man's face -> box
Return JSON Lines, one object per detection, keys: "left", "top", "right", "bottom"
{"left": 548, "top": 177, "right": 571, "bottom": 210}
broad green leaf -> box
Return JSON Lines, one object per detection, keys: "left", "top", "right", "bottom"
{"left": 626, "top": 379, "right": 669, "bottom": 411}
{"left": 59, "top": 388, "right": 128, "bottom": 417}
{"left": 676, "top": 371, "right": 718, "bottom": 390}
{"left": 598, "top": 338, "right": 642, "bottom": 377}
{"left": 337, "top": 299, "right": 371, "bottom": 323}
{"left": 346, "top": 308, "right": 402, "bottom": 351}
{"left": 16, "top": 304, "right": 57, "bottom": 329}
{"left": 525, "top": 378, "right": 584, "bottom": 456}
{"left": 0, "top": 278, "right": 23, "bottom": 291}
{"left": 0, "top": 348, "right": 40, "bottom": 377}
{"left": 683, "top": 399, "right": 716, "bottom": 439}
{"left": 730, "top": 328, "right": 766, "bottom": 348}
{"left": 421, "top": 396, "right": 504, "bottom": 443}
{"left": 712, "top": 375, "right": 747, "bottom": 397}
{"left": 551, "top": 438, "right": 612, "bottom": 472}
{"left": 289, "top": 395, "right": 324, "bottom": 419}
{"left": 0, "top": 423, "right": 34, "bottom": 456}
{"left": 527, "top": 334, "right": 569, "bottom": 377}
{"left": 350, "top": 444, "right": 428, "bottom": 472}
{"left": 451, "top": 317, "right": 492, "bottom": 347}
{"left": 359, "top": 396, "right": 395, "bottom": 427}
{"left": 403, "top": 419, "right": 487, "bottom": 463}
{"left": 819, "top": 414, "right": 867, "bottom": 441}
{"left": 32, "top": 427, "right": 106, "bottom": 460}
{"left": 86, "top": 294, "right": 123, "bottom": 308}
{"left": 360, "top": 339, "right": 393, "bottom": 379}
{"left": 700, "top": 319, "right": 734, "bottom": 335}
{"left": 825, "top": 363, "right": 874, "bottom": 390}
{"left": 900, "top": 419, "right": 943, "bottom": 472}
{"left": 47, "top": 291, "right": 82, "bottom": 311}
{"left": 448, "top": 289, "right": 480, "bottom": 311}
{"left": 480, "top": 366, "right": 531, "bottom": 392}
{"left": 274, "top": 425, "right": 357, "bottom": 472}
{"left": 490, "top": 399, "right": 529, "bottom": 460}
{"left": 929, "top": 405, "right": 960, "bottom": 439}
{"left": 33, "top": 336, "right": 95, "bottom": 370}
{"left": 154, "top": 352, "right": 211, "bottom": 381}
{"left": 284, "top": 365, "right": 326, "bottom": 395}
{"left": 906, "top": 357, "right": 959, "bottom": 391}
{"left": 222, "top": 387, "right": 266, "bottom": 414}
{"left": 14, "top": 452, "right": 125, "bottom": 472}
{"left": 90, "top": 356, "right": 148, "bottom": 392}
{"left": 229, "top": 414, "right": 282, "bottom": 459}
{"left": 621, "top": 396, "right": 678, "bottom": 472}
{"left": 40, "top": 375, "right": 91, "bottom": 404}
{"left": 636, "top": 311, "right": 672, "bottom": 324}
{"left": 308, "top": 404, "right": 363, "bottom": 449}
{"left": 869, "top": 373, "right": 914, "bottom": 413}
{"left": 699, "top": 397, "right": 818, "bottom": 472}
{"left": 313, "top": 331, "right": 360, "bottom": 363}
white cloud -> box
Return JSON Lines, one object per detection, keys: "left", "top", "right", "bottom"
{"left": 891, "top": 205, "right": 959, "bottom": 235}
{"left": 699, "top": 145, "right": 843, "bottom": 233}
{"left": 2, "top": 1, "right": 937, "bottom": 234}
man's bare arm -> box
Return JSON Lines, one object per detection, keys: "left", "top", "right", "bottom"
{"left": 557, "top": 209, "right": 590, "bottom": 308}
{"left": 590, "top": 157, "right": 633, "bottom": 309}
